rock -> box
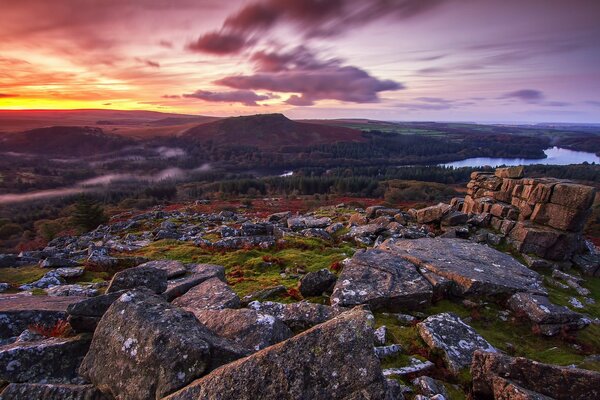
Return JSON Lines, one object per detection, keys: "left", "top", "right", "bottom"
{"left": 15, "top": 329, "right": 45, "bottom": 343}
{"left": 106, "top": 265, "right": 167, "bottom": 294}
{"left": 374, "top": 325, "right": 387, "bottom": 345}
{"left": 508, "top": 221, "right": 582, "bottom": 261}
{"left": 0, "top": 255, "right": 19, "bottom": 268}
{"left": 163, "top": 264, "right": 225, "bottom": 301}
{"left": 301, "top": 228, "right": 332, "bottom": 241}
{"left": 331, "top": 249, "right": 432, "bottom": 311}
{"left": 136, "top": 260, "right": 187, "bottom": 278}
{"left": 325, "top": 222, "right": 344, "bottom": 234}
{"left": 417, "top": 312, "right": 495, "bottom": 373}
{"left": 374, "top": 344, "right": 403, "bottom": 359}
{"left": 522, "top": 254, "right": 553, "bottom": 270}
{"left": 366, "top": 205, "right": 386, "bottom": 218}
{"left": 412, "top": 376, "right": 449, "bottom": 398}
{"left": 0, "top": 334, "right": 91, "bottom": 384}
{"left": 507, "top": 292, "right": 588, "bottom": 336}
{"left": 46, "top": 284, "right": 99, "bottom": 297}
{"left": 266, "top": 211, "right": 291, "bottom": 222}
{"left": 549, "top": 182, "right": 595, "bottom": 210}
{"left": 415, "top": 203, "right": 451, "bottom": 224}
{"left": 471, "top": 350, "right": 600, "bottom": 400}
{"left": 380, "top": 238, "right": 546, "bottom": 297}
{"left": 248, "top": 301, "right": 342, "bottom": 331}
{"left": 40, "top": 257, "right": 79, "bottom": 268}
{"left": 0, "top": 294, "right": 85, "bottom": 340}
{"left": 191, "top": 308, "right": 293, "bottom": 352}
{"left": 66, "top": 291, "right": 127, "bottom": 332}
{"left": 241, "top": 285, "right": 287, "bottom": 305}
{"left": 0, "top": 383, "right": 109, "bottom": 400}
{"left": 491, "top": 376, "right": 553, "bottom": 400}
{"left": 287, "top": 216, "right": 331, "bottom": 230}
{"left": 163, "top": 308, "right": 389, "bottom": 400}
{"left": 79, "top": 290, "right": 246, "bottom": 400}
{"left": 382, "top": 357, "right": 435, "bottom": 377}
{"left": 299, "top": 269, "right": 337, "bottom": 297}
{"left": 172, "top": 277, "right": 240, "bottom": 310}
{"left": 0, "top": 282, "right": 10, "bottom": 292}
{"left": 572, "top": 252, "right": 600, "bottom": 277}
{"left": 212, "top": 235, "right": 276, "bottom": 250}
{"left": 348, "top": 213, "right": 368, "bottom": 226}
{"left": 19, "top": 270, "right": 65, "bottom": 290}
{"left": 54, "top": 267, "right": 85, "bottom": 278}
{"left": 441, "top": 211, "right": 468, "bottom": 226}
{"left": 530, "top": 203, "right": 590, "bottom": 232}
{"left": 495, "top": 166, "right": 524, "bottom": 179}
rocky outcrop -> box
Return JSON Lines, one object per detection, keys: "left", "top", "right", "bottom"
{"left": 380, "top": 238, "right": 546, "bottom": 297}
{"left": 461, "top": 171, "right": 595, "bottom": 260}
{"left": 0, "top": 383, "right": 109, "bottom": 400}
{"left": 66, "top": 291, "right": 126, "bottom": 332}
{"left": 0, "top": 334, "right": 91, "bottom": 384}
{"left": 106, "top": 265, "right": 168, "bottom": 294}
{"left": 163, "top": 263, "right": 225, "bottom": 301}
{"left": 298, "top": 268, "right": 337, "bottom": 297}
{"left": 79, "top": 290, "right": 247, "bottom": 400}
{"left": 331, "top": 248, "right": 433, "bottom": 310}
{"left": 471, "top": 350, "right": 600, "bottom": 400}
{"left": 172, "top": 277, "right": 240, "bottom": 310}
{"left": 417, "top": 313, "right": 495, "bottom": 373}
{"left": 248, "top": 300, "right": 342, "bottom": 331}
{"left": 136, "top": 260, "right": 187, "bottom": 278}
{"left": 163, "top": 308, "right": 389, "bottom": 400}
{"left": 191, "top": 308, "right": 293, "bottom": 352}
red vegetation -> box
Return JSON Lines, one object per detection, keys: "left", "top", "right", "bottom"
{"left": 29, "top": 320, "right": 71, "bottom": 338}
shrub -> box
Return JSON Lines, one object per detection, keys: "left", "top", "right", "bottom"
{"left": 29, "top": 319, "right": 71, "bottom": 337}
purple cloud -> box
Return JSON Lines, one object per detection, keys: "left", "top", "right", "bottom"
{"left": 503, "top": 89, "right": 544, "bottom": 102}
{"left": 182, "top": 89, "right": 274, "bottom": 106}
{"left": 187, "top": 31, "right": 253, "bottom": 55}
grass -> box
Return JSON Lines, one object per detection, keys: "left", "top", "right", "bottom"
{"left": 0, "top": 265, "right": 46, "bottom": 287}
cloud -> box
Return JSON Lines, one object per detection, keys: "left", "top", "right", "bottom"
{"left": 187, "top": 31, "right": 253, "bottom": 55}
{"left": 0, "top": 93, "right": 19, "bottom": 98}
{"left": 190, "top": 0, "right": 449, "bottom": 55}
{"left": 502, "top": 89, "right": 545, "bottom": 103}
{"left": 135, "top": 57, "right": 160, "bottom": 68}
{"left": 183, "top": 89, "right": 274, "bottom": 106}
{"left": 162, "top": 94, "right": 181, "bottom": 99}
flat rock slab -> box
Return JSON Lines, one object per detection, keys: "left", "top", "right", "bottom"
{"left": 106, "top": 265, "right": 167, "bottom": 294}
{"left": 417, "top": 312, "right": 495, "bottom": 373}
{"left": 163, "top": 308, "right": 388, "bottom": 400}
{"left": 163, "top": 264, "right": 225, "bottom": 301}
{"left": 248, "top": 301, "right": 342, "bottom": 331}
{"left": 191, "top": 309, "right": 293, "bottom": 352}
{"left": 0, "top": 334, "right": 91, "bottom": 384}
{"left": 380, "top": 238, "right": 547, "bottom": 297}
{"left": 172, "top": 277, "right": 240, "bottom": 310}
{"left": 331, "top": 249, "right": 433, "bottom": 311}
{"left": 137, "top": 260, "right": 187, "bottom": 279}
{"left": 0, "top": 294, "right": 86, "bottom": 339}
{"left": 0, "top": 383, "right": 109, "bottom": 400}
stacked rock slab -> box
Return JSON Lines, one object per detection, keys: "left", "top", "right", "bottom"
{"left": 461, "top": 167, "right": 595, "bottom": 260}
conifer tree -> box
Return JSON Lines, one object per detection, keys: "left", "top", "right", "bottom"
{"left": 71, "top": 196, "right": 107, "bottom": 232}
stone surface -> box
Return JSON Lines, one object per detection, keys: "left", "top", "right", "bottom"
{"left": 248, "top": 300, "right": 342, "bottom": 331}
{"left": 191, "top": 308, "right": 293, "bottom": 352}
{"left": 550, "top": 182, "right": 595, "bottom": 210}
{"left": 380, "top": 238, "right": 546, "bottom": 297}
{"left": 66, "top": 291, "right": 126, "bottom": 333}
{"left": 417, "top": 312, "right": 495, "bottom": 373}
{"left": 491, "top": 376, "right": 553, "bottom": 400}
{"left": 0, "top": 294, "right": 85, "bottom": 339}
{"left": 495, "top": 166, "right": 524, "bottom": 179}
{"left": 331, "top": 249, "right": 432, "bottom": 311}
{"left": 412, "top": 376, "right": 449, "bottom": 398}
{"left": 0, "top": 334, "right": 91, "bottom": 384}
{"left": 163, "top": 264, "right": 225, "bottom": 301}
{"left": 163, "top": 308, "right": 389, "bottom": 400}
{"left": 106, "top": 265, "right": 167, "bottom": 294}
{"left": 471, "top": 350, "right": 600, "bottom": 400}
{"left": 415, "top": 203, "right": 451, "bottom": 224}
{"left": 136, "top": 260, "right": 187, "bottom": 278}
{"left": 172, "top": 277, "right": 240, "bottom": 310}
{"left": 79, "top": 290, "right": 247, "bottom": 400}
{"left": 298, "top": 268, "right": 337, "bottom": 297}
{"left": 382, "top": 357, "right": 435, "bottom": 377}
{"left": 0, "top": 383, "right": 109, "bottom": 400}
{"left": 46, "top": 284, "right": 99, "bottom": 297}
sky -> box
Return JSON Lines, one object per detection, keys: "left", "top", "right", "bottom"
{"left": 0, "top": 0, "right": 599, "bottom": 123}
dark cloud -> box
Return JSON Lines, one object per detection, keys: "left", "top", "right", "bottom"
{"left": 135, "top": 58, "right": 160, "bottom": 68}
{"left": 0, "top": 93, "right": 19, "bottom": 98}
{"left": 187, "top": 31, "right": 253, "bottom": 55}
{"left": 250, "top": 46, "right": 340, "bottom": 72}
{"left": 162, "top": 94, "right": 181, "bottom": 99}
{"left": 191, "top": 0, "right": 448, "bottom": 55}
{"left": 182, "top": 89, "right": 274, "bottom": 106}
{"left": 502, "top": 89, "right": 545, "bottom": 103}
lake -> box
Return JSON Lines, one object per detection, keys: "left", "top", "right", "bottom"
{"left": 440, "top": 147, "right": 600, "bottom": 168}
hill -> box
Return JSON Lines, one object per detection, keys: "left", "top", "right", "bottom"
{"left": 182, "top": 113, "right": 365, "bottom": 149}
{"left": 0, "top": 126, "right": 134, "bottom": 157}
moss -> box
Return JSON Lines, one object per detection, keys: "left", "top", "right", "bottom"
{"left": 0, "top": 265, "right": 46, "bottom": 286}
{"left": 31, "top": 288, "right": 47, "bottom": 295}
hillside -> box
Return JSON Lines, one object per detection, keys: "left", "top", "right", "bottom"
{"left": 0, "top": 126, "right": 134, "bottom": 157}
{"left": 182, "top": 113, "right": 365, "bottom": 149}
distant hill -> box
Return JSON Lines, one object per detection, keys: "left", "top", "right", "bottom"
{"left": 182, "top": 113, "right": 364, "bottom": 149}
{"left": 0, "top": 126, "right": 134, "bottom": 157}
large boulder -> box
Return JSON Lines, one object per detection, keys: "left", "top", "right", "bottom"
{"left": 380, "top": 238, "right": 546, "bottom": 297}
{"left": 415, "top": 203, "right": 451, "bottom": 224}
{"left": 507, "top": 292, "right": 589, "bottom": 336}
{"left": 191, "top": 309, "right": 293, "bottom": 352}
{"left": 331, "top": 249, "right": 433, "bottom": 311}
{"left": 417, "top": 312, "right": 495, "bottom": 373}
{"left": 136, "top": 260, "right": 187, "bottom": 279}
{"left": 66, "top": 291, "right": 126, "bottom": 332}
{"left": 471, "top": 350, "right": 600, "bottom": 400}
{"left": 79, "top": 290, "right": 247, "bottom": 400}
{"left": 0, "top": 294, "right": 85, "bottom": 340}
{"left": 0, "top": 383, "right": 109, "bottom": 400}
{"left": 163, "top": 264, "right": 225, "bottom": 301}
{"left": 163, "top": 308, "right": 389, "bottom": 400}
{"left": 0, "top": 334, "right": 91, "bottom": 384}
{"left": 298, "top": 268, "right": 337, "bottom": 297}
{"left": 248, "top": 301, "right": 342, "bottom": 331}
{"left": 171, "top": 277, "right": 240, "bottom": 311}
{"left": 106, "top": 265, "right": 167, "bottom": 294}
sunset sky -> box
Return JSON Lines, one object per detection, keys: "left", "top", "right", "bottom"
{"left": 1, "top": 0, "right": 599, "bottom": 122}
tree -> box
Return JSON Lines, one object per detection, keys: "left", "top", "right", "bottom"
{"left": 71, "top": 196, "right": 107, "bottom": 232}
